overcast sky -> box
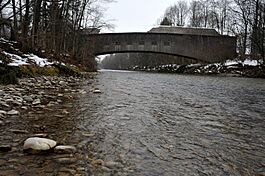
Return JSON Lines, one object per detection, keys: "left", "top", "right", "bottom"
{"left": 103, "top": 0, "right": 187, "bottom": 33}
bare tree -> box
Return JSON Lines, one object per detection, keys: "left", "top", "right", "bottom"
{"left": 163, "top": 0, "right": 188, "bottom": 26}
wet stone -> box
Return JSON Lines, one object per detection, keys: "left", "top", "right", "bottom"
{"left": 55, "top": 157, "right": 77, "bottom": 164}
{"left": 0, "top": 110, "right": 7, "bottom": 115}
{"left": 54, "top": 145, "right": 77, "bottom": 154}
{"left": 21, "top": 106, "right": 27, "bottom": 110}
{"left": 23, "top": 96, "right": 33, "bottom": 102}
{"left": 0, "top": 102, "right": 9, "bottom": 108}
{"left": 32, "top": 99, "right": 41, "bottom": 105}
{"left": 7, "top": 110, "right": 20, "bottom": 116}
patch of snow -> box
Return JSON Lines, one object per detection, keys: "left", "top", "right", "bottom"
{"left": 243, "top": 59, "right": 259, "bottom": 66}
{"left": 0, "top": 38, "right": 17, "bottom": 45}
{"left": 225, "top": 60, "right": 240, "bottom": 66}
{"left": 3, "top": 52, "right": 29, "bottom": 66}
{"left": 24, "top": 54, "right": 53, "bottom": 67}
{"left": 0, "top": 60, "right": 2, "bottom": 64}
{"left": 187, "top": 64, "right": 201, "bottom": 68}
{"left": 0, "top": 38, "right": 11, "bottom": 44}
{"left": 225, "top": 59, "right": 260, "bottom": 67}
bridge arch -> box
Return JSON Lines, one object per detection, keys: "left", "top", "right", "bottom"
{"left": 94, "top": 50, "right": 204, "bottom": 63}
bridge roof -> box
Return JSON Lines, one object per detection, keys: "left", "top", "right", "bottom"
{"left": 149, "top": 26, "right": 220, "bottom": 36}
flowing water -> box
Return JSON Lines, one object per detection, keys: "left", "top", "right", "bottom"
{"left": 75, "top": 70, "right": 265, "bottom": 175}
{"left": 1, "top": 71, "right": 265, "bottom": 176}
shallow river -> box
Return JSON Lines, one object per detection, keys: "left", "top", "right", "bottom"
{"left": 76, "top": 70, "right": 265, "bottom": 175}
{"left": 1, "top": 71, "right": 265, "bottom": 176}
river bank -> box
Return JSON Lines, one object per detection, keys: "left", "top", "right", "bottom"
{"left": 131, "top": 60, "right": 265, "bottom": 79}
{"left": 0, "top": 75, "right": 97, "bottom": 175}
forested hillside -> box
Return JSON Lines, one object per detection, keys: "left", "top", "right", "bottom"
{"left": 0, "top": 0, "right": 113, "bottom": 71}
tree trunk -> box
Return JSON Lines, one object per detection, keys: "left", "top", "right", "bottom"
{"left": 11, "top": 0, "right": 17, "bottom": 40}
{"left": 22, "top": 0, "right": 30, "bottom": 50}
{"left": 32, "top": 0, "right": 43, "bottom": 47}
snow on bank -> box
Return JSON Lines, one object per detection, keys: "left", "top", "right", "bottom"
{"left": 24, "top": 54, "right": 53, "bottom": 67}
{"left": 2, "top": 51, "right": 54, "bottom": 67}
{"left": 3, "top": 52, "right": 29, "bottom": 66}
{"left": 243, "top": 59, "right": 259, "bottom": 66}
{"left": 0, "top": 38, "right": 16, "bottom": 45}
{"left": 225, "top": 59, "right": 261, "bottom": 66}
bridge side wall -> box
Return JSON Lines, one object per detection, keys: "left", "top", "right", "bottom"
{"left": 87, "top": 33, "right": 237, "bottom": 63}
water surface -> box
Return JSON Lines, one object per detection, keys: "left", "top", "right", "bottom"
{"left": 76, "top": 70, "right": 265, "bottom": 175}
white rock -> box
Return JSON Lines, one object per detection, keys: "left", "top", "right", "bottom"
{"left": 7, "top": 110, "right": 20, "bottom": 116}
{"left": 54, "top": 145, "right": 77, "bottom": 154}
{"left": 32, "top": 99, "right": 41, "bottom": 105}
{"left": 0, "top": 110, "right": 7, "bottom": 115}
{"left": 23, "top": 137, "right": 57, "bottom": 151}
{"left": 93, "top": 88, "right": 101, "bottom": 94}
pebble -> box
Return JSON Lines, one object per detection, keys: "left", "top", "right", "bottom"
{"left": 7, "top": 110, "right": 20, "bottom": 116}
{"left": 23, "top": 137, "right": 57, "bottom": 152}
{"left": 32, "top": 99, "right": 41, "bottom": 105}
{"left": 23, "top": 96, "right": 33, "bottom": 102}
{"left": 54, "top": 145, "right": 77, "bottom": 154}
{"left": 58, "top": 94, "right": 64, "bottom": 97}
{"left": 0, "top": 110, "right": 7, "bottom": 115}
{"left": 0, "top": 102, "right": 9, "bottom": 108}
{"left": 21, "top": 106, "right": 28, "bottom": 110}
{"left": 93, "top": 88, "right": 101, "bottom": 94}
{"left": 59, "top": 81, "right": 67, "bottom": 86}
{"left": 82, "top": 132, "right": 95, "bottom": 137}
{"left": 55, "top": 158, "right": 77, "bottom": 164}
{"left": 104, "top": 161, "right": 123, "bottom": 169}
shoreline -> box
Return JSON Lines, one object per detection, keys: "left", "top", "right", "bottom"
{"left": 0, "top": 74, "right": 97, "bottom": 175}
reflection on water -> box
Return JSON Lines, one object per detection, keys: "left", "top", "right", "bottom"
{"left": 77, "top": 71, "right": 265, "bottom": 175}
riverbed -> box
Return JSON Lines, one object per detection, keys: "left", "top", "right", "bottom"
{"left": 1, "top": 71, "right": 265, "bottom": 175}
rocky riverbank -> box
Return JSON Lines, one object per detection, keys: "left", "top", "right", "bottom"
{"left": 0, "top": 75, "right": 98, "bottom": 175}
{"left": 132, "top": 59, "right": 265, "bottom": 78}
